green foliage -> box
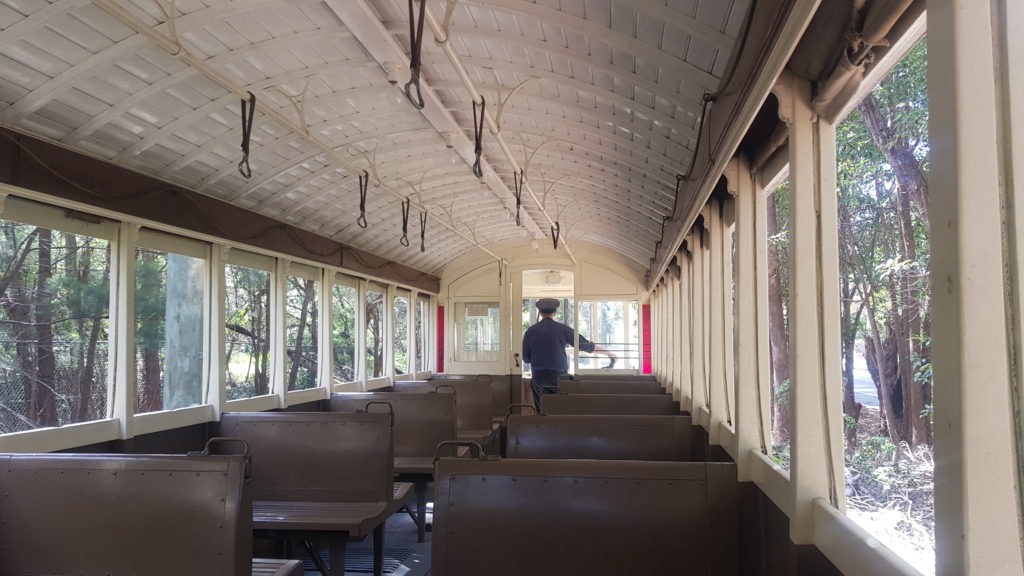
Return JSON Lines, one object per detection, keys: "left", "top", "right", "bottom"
{"left": 771, "top": 442, "right": 791, "bottom": 469}
{"left": 851, "top": 436, "right": 897, "bottom": 477}
{"left": 844, "top": 414, "right": 859, "bottom": 431}
{"left": 774, "top": 379, "right": 791, "bottom": 407}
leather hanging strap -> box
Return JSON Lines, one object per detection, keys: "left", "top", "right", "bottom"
{"left": 357, "top": 170, "right": 369, "bottom": 229}
{"left": 238, "top": 91, "right": 256, "bottom": 178}
{"left": 404, "top": 0, "right": 426, "bottom": 109}
{"left": 472, "top": 97, "right": 486, "bottom": 178}
{"left": 400, "top": 197, "right": 411, "bottom": 247}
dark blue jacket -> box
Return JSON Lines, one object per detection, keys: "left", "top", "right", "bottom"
{"left": 522, "top": 317, "right": 596, "bottom": 372}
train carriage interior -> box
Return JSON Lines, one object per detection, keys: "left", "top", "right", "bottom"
{"left": 0, "top": 0, "right": 1020, "bottom": 574}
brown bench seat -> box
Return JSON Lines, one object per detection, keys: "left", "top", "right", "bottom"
{"left": 329, "top": 391, "right": 459, "bottom": 541}
{"left": 394, "top": 379, "right": 499, "bottom": 448}
{"left": 540, "top": 392, "right": 678, "bottom": 415}
{"left": 432, "top": 458, "right": 739, "bottom": 575}
{"left": 0, "top": 453, "right": 302, "bottom": 576}
{"left": 218, "top": 412, "right": 412, "bottom": 576}
{"left": 506, "top": 414, "right": 692, "bottom": 461}
{"left": 556, "top": 379, "right": 664, "bottom": 394}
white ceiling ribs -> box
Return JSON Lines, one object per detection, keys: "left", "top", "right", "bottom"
{"left": 323, "top": 0, "right": 547, "bottom": 244}
{"left": 426, "top": 57, "right": 698, "bottom": 145}
{"left": 460, "top": 0, "right": 720, "bottom": 91}
{"left": 419, "top": 0, "right": 586, "bottom": 263}
{"left": 91, "top": 0, "right": 507, "bottom": 266}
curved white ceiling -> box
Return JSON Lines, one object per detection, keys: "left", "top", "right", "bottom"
{"left": 0, "top": 0, "right": 750, "bottom": 274}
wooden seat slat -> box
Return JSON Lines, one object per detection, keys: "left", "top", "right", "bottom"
{"left": 252, "top": 559, "right": 305, "bottom": 576}
{"left": 540, "top": 392, "right": 677, "bottom": 415}
{"left": 556, "top": 380, "right": 664, "bottom": 394}
{"left": 393, "top": 379, "right": 496, "bottom": 446}
{"left": 506, "top": 414, "right": 692, "bottom": 461}
{"left": 254, "top": 501, "right": 389, "bottom": 532}
{"left": 432, "top": 458, "right": 738, "bottom": 576}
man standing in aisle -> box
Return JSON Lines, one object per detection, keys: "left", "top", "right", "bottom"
{"left": 522, "top": 298, "right": 617, "bottom": 411}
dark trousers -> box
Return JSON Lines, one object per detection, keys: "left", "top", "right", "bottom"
{"left": 531, "top": 369, "right": 566, "bottom": 412}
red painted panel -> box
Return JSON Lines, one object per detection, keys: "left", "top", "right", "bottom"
{"left": 642, "top": 303, "right": 652, "bottom": 374}
{"left": 437, "top": 305, "right": 445, "bottom": 373}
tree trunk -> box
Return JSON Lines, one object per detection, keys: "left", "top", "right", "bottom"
{"left": 138, "top": 251, "right": 163, "bottom": 413}
{"left": 859, "top": 94, "right": 930, "bottom": 227}
{"left": 33, "top": 228, "right": 57, "bottom": 427}
{"left": 861, "top": 93, "right": 930, "bottom": 446}
{"left": 255, "top": 286, "right": 270, "bottom": 396}
{"left": 287, "top": 279, "right": 314, "bottom": 390}
{"left": 766, "top": 193, "right": 791, "bottom": 442}
{"left": 866, "top": 305, "right": 901, "bottom": 445}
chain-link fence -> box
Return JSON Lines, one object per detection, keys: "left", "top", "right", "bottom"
{"left": 0, "top": 340, "right": 109, "bottom": 434}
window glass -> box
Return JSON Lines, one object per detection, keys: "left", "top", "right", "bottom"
{"left": 225, "top": 264, "right": 271, "bottom": 400}
{"left": 0, "top": 221, "right": 111, "bottom": 432}
{"left": 332, "top": 276, "right": 358, "bottom": 384}
{"left": 455, "top": 301, "right": 500, "bottom": 362}
{"left": 415, "top": 296, "right": 429, "bottom": 372}
{"left": 285, "top": 275, "right": 319, "bottom": 391}
{"left": 135, "top": 247, "right": 205, "bottom": 413}
{"left": 767, "top": 179, "right": 792, "bottom": 470}
{"left": 577, "top": 301, "right": 640, "bottom": 370}
{"left": 393, "top": 291, "right": 409, "bottom": 375}
{"left": 365, "top": 284, "right": 385, "bottom": 379}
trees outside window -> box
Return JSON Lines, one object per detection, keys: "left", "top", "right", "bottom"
{"left": 134, "top": 244, "right": 205, "bottom": 413}
{"left": 285, "top": 272, "right": 318, "bottom": 391}
{"left": 225, "top": 264, "right": 271, "bottom": 400}
{"left": 365, "top": 285, "right": 385, "bottom": 379}
{"left": 0, "top": 219, "right": 110, "bottom": 432}
{"left": 393, "top": 291, "right": 409, "bottom": 375}
{"left": 332, "top": 276, "right": 357, "bottom": 384}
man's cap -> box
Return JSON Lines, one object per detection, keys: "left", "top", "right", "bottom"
{"left": 536, "top": 298, "right": 560, "bottom": 312}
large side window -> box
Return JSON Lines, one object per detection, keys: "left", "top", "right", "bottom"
{"left": 0, "top": 198, "right": 115, "bottom": 432}
{"left": 577, "top": 300, "right": 640, "bottom": 371}
{"left": 365, "top": 283, "right": 385, "bottom": 379}
{"left": 224, "top": 251, "right": 273, "bottom": 400}
{"left": 393, "top": 289, "right": 410, "bottom": 375}
{"left": 285, "top": 263, "right": 319, "bottom": 391}
{"left": 134, "top": 230, "right": 207, "bottom": 413}
{"left": 332, "top": 274, "right": 359, "bottom": 384}
{"left": 415, "top": 295, "right": 430, "bottom": 372}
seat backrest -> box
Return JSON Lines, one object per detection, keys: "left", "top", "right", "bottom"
{"left": 557, "top": 380, "right": 664, "bottom": 394}
{"left": 432, "top": 458, "right": 738, "bottom": 576}
{"left": 394, "top": 379, "right": 492, "bottom": 431}
{"left": 329, "top": 392, "right": 457, "bottom": 458}
{"left": 218, "top": 411, "right": 393, "bottom": 502}
{"left": 540, "top": 393, "right": 677, "bottom": 415}
{"left": 0, "top": 453, "right": 250, "bottom": 576}
{"left": 431, "top": 374, "right": 508, "bottom": 418}
{"left": 506, "top": 414, "right": 692, "bottom": 461}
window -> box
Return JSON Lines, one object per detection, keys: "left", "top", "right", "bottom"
{"left": 365, "top": 283, "right": 385, "bottom": 379}
{"left": 332, "top": 274, "right": 358, "bottom": 384}
{"left": 415, "top": 295, "right": 429, "bottom": 372}
{"left": 393, "top": 290, "right": 410, "bottom": 375}
{"left": 285, "top": 264, "right": 319, "bottom": 391}
{"left": 0, "top": 200, "right": 114, "bottom": 433}
{"left": 224, "top": 260, "right": 271, "bottom": 400}
{"left": 455, "top": 301, "right": 500, "bottom": 362}
{"left": 767, "top": 179, "right": 791, "bottom": 469}
{"left": 577, "top": 300, "right": 640, "bottom": 371}
{"left": 135, "top": 231, "right": 206, "bottom": 413}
